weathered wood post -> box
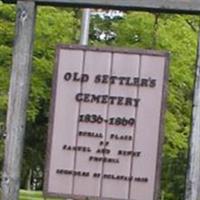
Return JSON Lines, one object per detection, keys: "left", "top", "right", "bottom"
{"left": 185, "top": 31, "right": 200, "bottom": 200}
{"left": 1, "top": 1, "right": 36, "bottom": 200}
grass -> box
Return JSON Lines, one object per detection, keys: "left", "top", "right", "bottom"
{"left": 20, "top": 190, "right": 64, "bottom": 200}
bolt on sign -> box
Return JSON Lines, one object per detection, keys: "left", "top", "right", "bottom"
{"left": 44, "top": 45, "right": 169, "bottom": 200}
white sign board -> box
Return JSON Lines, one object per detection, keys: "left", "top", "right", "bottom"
{"left": 44, "top": 46, "right": 169, "bottom": 200}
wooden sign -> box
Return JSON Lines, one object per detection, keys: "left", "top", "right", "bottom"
{"left": 4, "top": 0, "right": 200, "bottom": 14}
{"left": 44, "top": 45, "right": 169, "bottom": 200}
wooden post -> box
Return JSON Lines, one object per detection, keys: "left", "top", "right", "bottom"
{"left": 1, "top": 1, "right": 36, "bottom": 200}
{"left": 185, "top": 31, "right": 200, "bottom": 200}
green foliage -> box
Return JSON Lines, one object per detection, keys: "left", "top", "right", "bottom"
{"left": 20, "top": 189, "right": 63, "bottom": 199}
{"left": 0, "top": 2, "right": 14, "bottom": 120}
{"left": 29, "top": 6, "right": 78, "bottom": 122}
{"left": 112, "top": 12, "right": 156, "bottom": 48}
{"left": 0, "top": 2, "right": 15, "bottom": 172}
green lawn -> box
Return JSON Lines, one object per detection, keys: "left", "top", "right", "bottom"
{"left": 20, "top": 190, "right": 64, "bottom": 200}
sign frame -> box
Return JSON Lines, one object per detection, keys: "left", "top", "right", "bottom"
{"left": 3, "top": 0, "right": 200, "bottom": 14}
{"left": 44, "top": 45, "right": 169, "bottom": 200}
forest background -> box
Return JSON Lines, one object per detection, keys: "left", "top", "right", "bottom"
{"left": 0, "top": 1, "right": 199, "bottom": 199}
